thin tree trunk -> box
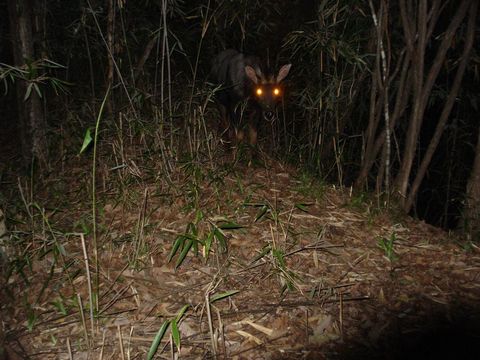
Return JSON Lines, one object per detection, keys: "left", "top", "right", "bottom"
{"left": 465, "top": 126, "right": 480, "bottom": 239}
{"left": 355, "top": 49, "right": 410, "bottom": 190}
{"left": 395, "top": 0, "right": 470, "bottom": 205}
{"left": 404, "top": 0, "right": 478, "bottom": 213}
{"left": 7, "top": 0, "right": 48, "bottom": 166}
{"left": 395, "top": 0, "right": 428, "bottom": 201}
{"left": 357, "top": 36, "right": 381, "bottom": 190}
{"left": 369, "top": 0, "right": 391, "bottom": 196}
{"left": 106, "top": 0, "right": 115, "bottom": 116}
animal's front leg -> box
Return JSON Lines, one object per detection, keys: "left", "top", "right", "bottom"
{"left": 218, "top": 106, "right": 229, "bottom": 138}
{"left": 218, "top": 106, "right": 236, "bottom": 147}
{"left": 247, "top": 111, "right": 258, "bottom": 147}
{"left": 235, "top": 129, "right": 245, "bottom": 143}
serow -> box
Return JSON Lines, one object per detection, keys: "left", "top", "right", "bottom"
{"left": 210, "top": 49, "right": 291, "bottom": 148}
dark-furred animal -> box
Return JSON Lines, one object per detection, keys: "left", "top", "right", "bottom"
{"left": 211, "top": 49, "right": 291, "bottom": 147}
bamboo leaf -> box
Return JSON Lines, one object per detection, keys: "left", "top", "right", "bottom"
{"left": 295, "top": 203, "right": 312, "bottom": 212}
{"left": 250, "top": 245, "right": 271, "bottom": 264}
{"left": 254, "top": 205, "right": 269, "bottom": 222}
{"left": 171, "top": 319, "right": 181, "bottom": 350}
{"left": 210, "top": 290, "right": 240, "bottom": 303}
{"left": 213, "top": 227, "right": 226, "bottom": 250}
{"left": 33, "top": 83, "right": 42, "bottom": 98}
{"left": 167, "top": 235, "right": 185, "bottom": 263}
{"left": 204, "top": 231, "right": 214, "bottom": 259}
{"left": 146, "top": 321, "right": 170, "bottom": 360}
{"left": 175, "top": 304, "right": 190, "bottom": 322}
{"left": 24, "top": 83, "right": 33, "bottom": 100}
{"left": 218, "top": 221, "right": 244, "bottom": 230}
{"left": 79, "top": 128, "right": 93, "bottom": 154}
{"left": 175, "top": 238, "right": 193, "bottom": 269}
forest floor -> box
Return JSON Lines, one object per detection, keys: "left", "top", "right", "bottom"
{"left": 1, "top": 148, "right": 480, "bottom": 359}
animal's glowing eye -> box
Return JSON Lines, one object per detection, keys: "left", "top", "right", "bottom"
{"left": 273, "top": 88, "right": 280, "bottom": 95}
{"left": 256, "top": 88, "right": 263, "bottom": 96}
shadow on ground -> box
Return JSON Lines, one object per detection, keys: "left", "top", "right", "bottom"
{"left": 311, "top": 301, "right": 480, "bottom": 359}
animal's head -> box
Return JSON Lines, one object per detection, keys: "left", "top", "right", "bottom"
{"left": 244, "top": 63, "right": 292, "bottom": 121}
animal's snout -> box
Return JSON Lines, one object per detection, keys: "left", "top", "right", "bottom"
{"left": 263, "top": 111, "right": 275, "bottom": 122}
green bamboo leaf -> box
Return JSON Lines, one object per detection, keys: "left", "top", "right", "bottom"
{"left": 218, "top": 221, "right": 244, "bottom": 230}
{"left": 79, "top": 128, "right": 93, "bottom": 154}
{"left": 254, "top": 205, "right": 269, "bottom": 222}
{"left": 33, "top": 83, "right": 42, "bottom": 98}
{"left": 24, "top": 83, "right": 33, "bottom": 100}
{"left": 43, "top": 59, "right": 67, "bottom": 68}
{"left": 167, "top": 235, "right": 185, "bottom": 263}
{"left": 146, "top": 320, "right": 170, "bottom": 360}
{"left": 171, "top": 319, "right": 181, "bottom": 350}
{"left": 175, "top": 304, "right": 190, "bottom": 322}
{"left": 210, "top": 290, "right": 240, "bottom": 303}
{"left": 295, "top": 202, "right": 312, "bottom": 212}
{"left": 251, "top": 245, "right": 271, "bottom": 264}
{"left": 213, "top": 227, "right": 226, "bottom": 250}
{"left": 175, "top": 238, "right": 193, "bottom": 269}
{"left": 204, "top": 231, "right": 214, "bottom": 259}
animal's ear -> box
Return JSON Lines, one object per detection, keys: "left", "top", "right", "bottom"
{"left": 276, "top": 64, "right": 292, "bottom": 82}
{"left": 245, "top": 66, "right": 259, "bottom": 84}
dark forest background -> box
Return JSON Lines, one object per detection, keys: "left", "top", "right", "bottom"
{"left": 1, "top": 0, "right": 479, "bottom": 238}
